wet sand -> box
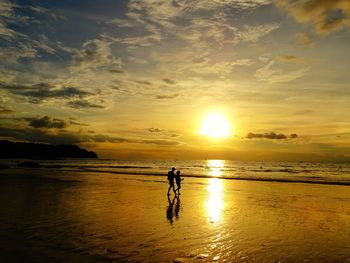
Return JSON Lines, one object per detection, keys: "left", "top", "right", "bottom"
{"left": 0, "top": 169, "right": 350, "bottom": 262}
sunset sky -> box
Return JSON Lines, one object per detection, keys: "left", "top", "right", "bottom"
{"left": 1, "top": 0, "right": 350, "bottom": 161}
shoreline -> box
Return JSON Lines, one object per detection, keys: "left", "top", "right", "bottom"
{"left": 2, "top": 167, "right": 350, "bottom": 186}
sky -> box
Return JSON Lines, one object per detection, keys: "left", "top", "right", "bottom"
{"left": 0, "top": 0, "right": 350, "bottom": 161}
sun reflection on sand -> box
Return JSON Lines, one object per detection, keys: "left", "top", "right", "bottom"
{"left": 207, "top": 160, "right": 224, "bottom": 223}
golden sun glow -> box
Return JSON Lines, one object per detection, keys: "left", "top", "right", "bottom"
{"left": 200, "top": 112, "right": 232, "bottom": 138}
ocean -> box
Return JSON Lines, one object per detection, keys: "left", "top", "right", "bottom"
{"left": 1, "top": 159, "right": 350, "bottom": 185}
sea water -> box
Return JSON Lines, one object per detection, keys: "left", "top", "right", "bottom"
{"left": 1, "top": 159, "right": 350, "bottom": 185}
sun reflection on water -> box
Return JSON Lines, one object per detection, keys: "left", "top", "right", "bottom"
{"left": 206, "top": 160, "right": 224, "bottom": 223}
{"left": 207, "top": 159, "right": 224, "bottom": 177}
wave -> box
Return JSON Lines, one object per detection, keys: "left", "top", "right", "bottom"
{"left": 40, "top": 167, "right": 350, "bottom": 186}
{"left": 42, "top": 164, "right": 153, "bottom": 169}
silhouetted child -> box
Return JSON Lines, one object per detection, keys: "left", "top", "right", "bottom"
{"left": 175, "top": 170, "right": 184, "bottom": 195}
{"left": 167, "top": 167, "right": 177, "bottom": 196}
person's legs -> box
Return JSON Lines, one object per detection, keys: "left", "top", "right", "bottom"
{"left": 167, "top": 184, "right": 171, "bottom": 195}
{"left": 172, "top": 185, "right": 177, "bottom": 195}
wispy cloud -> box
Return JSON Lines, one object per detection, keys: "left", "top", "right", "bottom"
{"left": 255, "top": 60, "right": 308, "bottom": 83}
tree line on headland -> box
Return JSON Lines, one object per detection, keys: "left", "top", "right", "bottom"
{"left": 0, "top": 140, "right": 97, "bottom": 159}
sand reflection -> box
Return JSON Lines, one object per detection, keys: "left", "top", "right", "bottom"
{"left": 207, "top": 160, "right": 224, "bottom": 223}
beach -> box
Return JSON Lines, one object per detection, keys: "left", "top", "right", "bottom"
{"left": 0, "top": 166, "right": 349, "bottom": 262}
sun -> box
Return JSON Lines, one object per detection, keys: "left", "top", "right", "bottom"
{"left": 200, "top": 112, "right": 232, "bottom": 138}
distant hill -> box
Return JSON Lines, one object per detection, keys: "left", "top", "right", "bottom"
{"left": 0, "top": 140, "right": 97, "bottom": 159}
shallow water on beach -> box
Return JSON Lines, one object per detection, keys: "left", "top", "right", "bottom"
{"left": 0, "top": 168, "right": 350, "bottom": 262}
{"left": 1, "top": 159, "right": 350, "bottom": 185}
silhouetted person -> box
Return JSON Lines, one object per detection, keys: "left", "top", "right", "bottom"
{"left": 166, "top": 195, "right": 176, "bottom": 224}
{"left": 167, "top": 167, "right": 177, "bottom": 196}
{"left": 175, "top": 170, "right": 184, "bottom": 195}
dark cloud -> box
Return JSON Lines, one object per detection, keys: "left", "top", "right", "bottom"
{"left": 91, "top": 134, "right": 131, "bottom": 143}
{"left": 0, "top": 106, "right": 14, "bottom": 114}
{"left": 148, "top": 128, "right": 163, "bottom": 133}
{"left": 90, "top": 134, "right": 180, "bottom": 146}
{"left": 67, "top": 100, "right": 104, "bottom": 109}
{"left": 246, "top": 132, "right": 298, "bottom": 140}
{"left": 0, "top": 125, "right": 180, "bottom": 146}
{"left": 294, "top": 109, "right": 314, "bottom": 115}
{"left": 162, "top": 78, "right": 177, "bottom": 85}
{"left": 277, "top": 55, "right": 298, "bottom": 61}
{"left": 155, "top": 94, "right": 178, "bottom": 99}
{"left": 139, "top": 139, "right": 180, "bottom": 146}
{"left": 109, "top": 68, "right": 125, "bottom": 74}
{"left": 25, "top": 116, "right": 67, "bottom": 129}
{"left": 0, "top": 126, "right": 83, "bottom": 145}
{"left": 69, "top": 119, "right": 89, "bottom": 126}
{"left": 275, "top": 0, "right": 350, "bottom": 35}
{"left": 136, "top": 80, "right": 152, "bottom": 86}
{"left": 0, "top": 82, "right": 93, "bottom": 103}
{"left": 290, "top": 133, "right": 298, "bottom": 138}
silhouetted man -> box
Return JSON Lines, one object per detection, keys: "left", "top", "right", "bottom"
{"left": 167, "top": 167, "right": 177, "bottom": 196}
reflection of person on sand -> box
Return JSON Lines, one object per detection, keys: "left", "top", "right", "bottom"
{"left": 167, "top": 167, "right": 177, "bottom": 196}
{"left": 174, "top": 196, "right": 180, "bottom": 219}
{"left": 166, "top": 196, "right": 181, "bottom": 224}
{"left": 175, "top": 170, "right": 184, "bottom": 195}
{"left": 166, "top": 195, "right": 175, "bottom": 224}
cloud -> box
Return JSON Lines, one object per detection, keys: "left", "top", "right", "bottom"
{"left": 274, "top": 0, "right": 350, "bottom": 35}
{"left": 246, "top": 132, "right": 298, "bottom": 139}
{"left": 0, "top": 82, "right": 93, "bottom": 103}
{"left": 162, "top": 78, "right": 177, "bottom": 85}
{"left": 255, "top": 60, "right": 308, "bottom": 83}
{"left": 295, "top": 32, "right": 314, "bottom": 47}
{"left": 0, "top": 126, "right": 83, "bottom": 145}
{"left": 67, "top": 100, "right": 104, "bottom": 109}
{"left": 0, "top": 106, "right": 14, "bottom": 114}
{"left": 136, "top": 80, "right": 152, "bottom": 86}
{"left": 0, "top": 121, "right": 181, "bottom": 146}
{"left": 276, "top": 55, "right": 298, "bottom": 61}
{"left": 276, "top": 55, "right": 306, "bottom": 64}
{"left": 139, "top": 139, "right": 180, "bottom": 146}
{"left": 236, "top": 23, "right": 279, "bottom": 42}
{"left": 148, "top": 128, "right": 163, "bottom": 133}
{"left": 109, "top": 68, "right": 125, "bottom": 74}
{"left": 70, "top": 39, "right": 123, "bottom": 73}
{"left": 155, "top": 94, "right": 179, "bottom": 99}
{"left": 25, "top": 116, "right": 67, "bottom": 129}
{"left": 0, "top": 1, "right": 65, "bottom": 66}
{"left": 69, "top": 118, "right": 89, "bottom": 126}
{"left": 0, "top": 1, "right": 28, "bottom": 40}
{"left": 290, "top": 133, "right": 298, "bottom": 138}
{"left": 294, "top": 109, "right": 314, "bottom": 115}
